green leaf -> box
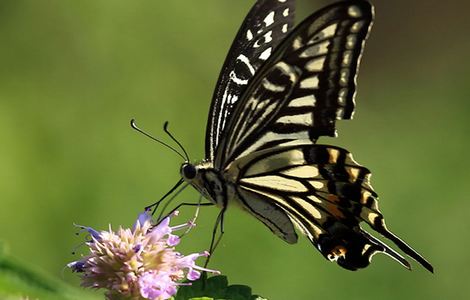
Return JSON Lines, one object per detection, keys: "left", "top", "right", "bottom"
{"left": 174, "top": 275, "right": 268, "bottom": 300}
{"left": 226, "top": 285, "right": 252, "bottom": 300}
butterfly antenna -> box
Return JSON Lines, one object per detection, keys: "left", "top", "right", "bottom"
{"left": 163, "top": 121, "right": 190, "bottom": 162}
{"left": 130, "top": 119, "right": 186, "bottom": 161}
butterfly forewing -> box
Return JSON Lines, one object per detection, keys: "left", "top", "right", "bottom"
{"left": 206, "top": 0, "right": 296, "bottom": 160}
{"left": 214, "top": 1, "right": 373, "bottom": 167}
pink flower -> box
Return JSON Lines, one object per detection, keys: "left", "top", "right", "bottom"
{"left": 68, "top": 210, "right": 219, "bottom": 300}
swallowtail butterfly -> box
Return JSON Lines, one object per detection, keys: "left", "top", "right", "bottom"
{"left": 169, "top": 0, "right": 433, "bottom": 272}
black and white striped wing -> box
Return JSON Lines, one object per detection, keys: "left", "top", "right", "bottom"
{"left": 206, "top": 0, "right": 296, "bottom": 160}
{"left": 215, "top": 1, "right": 373, "bottom": 167}
{"left": 230, "top": 144, "right": 433, "bottom": 272}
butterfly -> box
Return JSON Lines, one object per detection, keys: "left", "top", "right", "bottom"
{"left": 161, "top": 0, "right": 433, "bottom": 272}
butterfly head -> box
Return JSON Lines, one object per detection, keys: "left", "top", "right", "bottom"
{"left": 180, "top": 161, "right": 225, "bottom": 207}
{"left": 180, "top": 162, "right": 198, "bottom": 181}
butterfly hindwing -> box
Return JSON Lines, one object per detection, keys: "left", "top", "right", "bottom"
{"left": 237, "top": 186, "right": 298, "bottom": 244}
{"left": 206, "top": 0, "right": 296, "bottom": 160}
{"left": 228, "top": 144, "right": 431, "bottom": 271}
{"left": 214, "top": 1, "right": 374, "bottom": 167}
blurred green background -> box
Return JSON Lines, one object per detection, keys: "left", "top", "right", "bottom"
{"left": 0, "top": 0, "right": 469, "bottom": 299}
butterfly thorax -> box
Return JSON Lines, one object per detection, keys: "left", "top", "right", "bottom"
{"left": 180, "top": 161, "right": 232, "bottom": 208}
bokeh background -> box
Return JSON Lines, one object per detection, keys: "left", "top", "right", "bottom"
{"left": 0, "top": 0, "right": 469, "bottom": 299}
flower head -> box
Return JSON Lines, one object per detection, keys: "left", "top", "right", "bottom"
{"left": 69, "top": 210, "right": 219, "bottom": 300}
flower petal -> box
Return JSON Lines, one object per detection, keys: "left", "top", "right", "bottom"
{"left": 149, "top": 217, "right": 171, "bottom": 241}
{"left": 74, "top": 223, "right": 102, "bottom": 241}
{"left": 167, "top": 234, "right": 180, "bottom": 246}
{"left": 187, "top": 269, "right": 201, "bottom": 281}
{"left": 133, "top": 210, "right": 152, "bottom": 231}
{"left": 67, "top": 260, "right": 86, "bottom": 273}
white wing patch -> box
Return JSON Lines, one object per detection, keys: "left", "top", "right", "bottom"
{"left": 346, "top": 35, "right": 357, "bottom": 49}
{"left": 339, "top": 69, "right": 350, "bottom": 86}
{"left": 300, "top": 41, "right": 330, "bottom": 57}
{"left": 288, "top": 95, "right": 317, "bottom": 108}
{"left": 264, "top": 31, "right": 273, "bottom": 43}
{"left": 237, "top": 131, "right": 311, "bottom": 159}
{"left": 351, "top": 21, "right": 366, "bottom": 33}
{"left": 342, "top": 51, "right": 352, "bottom": 66}
{"left": 280, "top": 165, "right": 320, "bottom": 178}
{"left": 263, "top": 11, "right": 275, "bottom": 26}
{"left": 308, "top": 180, "right": 324, "bottom": 189}
{"left": 246, "top": 29, "right": 254, "bottom": 41}
{"left": 292, "top": 37, "right": 303, "bottom": 50}
{"left": 276, "top": 112, "right": 313, "bottom": 126}
{"left": 306, "top": 56, "right": 326, "bottom": 72}
{"left": 338, "top": 88, "right": 348, "bottom": 105}
{"left": 309, "top": 23, "right": 338, "bottom": 41}
{"left": 241, "top": 175, "right": 308, "bottom": 192}
{"left": 300, "top": 76, "right": 319, "bottom": 89}
{"left": 282, "top": 24, "right": 288, "bottom": 33}
{"left": 244, "top": 148, "right": 306, "bottom": 177}
{"left": 259, "top": 47, "right": 272, "bottom": 60}
{"left": 290, "top": 196, "right": 323, "bottom": 219}
{"left": 283, "top": 8, "right": 290, "bottom": 17}
{"left": 348, "top": 5, "right": 363, "bottom": 18}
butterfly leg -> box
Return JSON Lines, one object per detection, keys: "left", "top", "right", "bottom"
{"left": 155, "top": 202, "right": 214, "bottom": 226}
{"left": 204, "top": 207, "right": 226, "bottom": 269}
{"left": 145, "top": 178, "right": 185, "bottom": 215}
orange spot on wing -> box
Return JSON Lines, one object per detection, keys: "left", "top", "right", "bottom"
{"left": 328, "top": 194, "right": 340, "bottom": 202}
{"left": 326, "top": 194, "right": 344, "bottom": 218}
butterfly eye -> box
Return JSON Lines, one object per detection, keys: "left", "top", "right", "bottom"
{"left": 181, "top": 163, "right": 197, "bottom": 180}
